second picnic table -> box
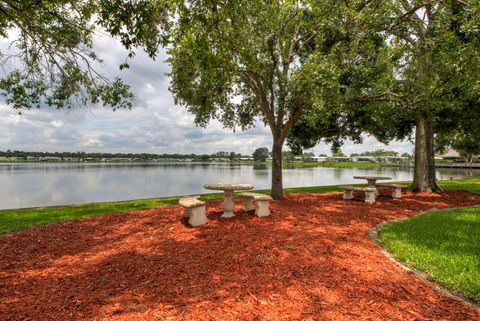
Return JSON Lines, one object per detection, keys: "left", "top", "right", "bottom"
{"left": 353, "top": 176, "right": 392, "bottom": 195}
{"left": 203, "top": 183, "right": 254, "bottom": 218}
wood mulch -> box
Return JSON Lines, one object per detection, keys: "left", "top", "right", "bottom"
{"left": 1, "top": 190, "right": 479, "bottom": 321}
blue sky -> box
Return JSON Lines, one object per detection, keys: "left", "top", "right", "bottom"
{"left": 0, "top": 33, "right": 414, "bottom": 156}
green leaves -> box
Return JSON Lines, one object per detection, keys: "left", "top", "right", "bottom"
{"left": 96, "top": 0, "right": 168, "bottom": 58}
{"left": 288, "top": 0, "right": 480, "bottom": 155}
{"left": 0, "top": 71, "right": 47, "bottom": 109}
{"left": 0, "top": 0, "right": 135, "bottom": 110}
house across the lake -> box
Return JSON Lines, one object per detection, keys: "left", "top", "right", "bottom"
{"left": 439, "top": 148, "right": 462, "bottom": 162}
{"left": 40, "top": 157, "right": 61, "bottom": 161}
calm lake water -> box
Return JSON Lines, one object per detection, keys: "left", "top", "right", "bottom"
{"left": 0, "top": 162, "right": 479, "bottom": 210}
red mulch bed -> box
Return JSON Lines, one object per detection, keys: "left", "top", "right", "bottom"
{"left": 1, "top": 191, "right": 480, "bottom": 321}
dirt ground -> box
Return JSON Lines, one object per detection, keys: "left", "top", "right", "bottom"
{"left": 1, "top": 190, "right": 479, "bottom": 321}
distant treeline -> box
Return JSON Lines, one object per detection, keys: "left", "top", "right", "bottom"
{"left": 350, "top": 149, "right": 412, "bottom": 158}
{"left": 0, "top": 150, "right": 248, "bottom": 161}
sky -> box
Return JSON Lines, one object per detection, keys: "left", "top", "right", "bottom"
{"left": 0, "top": 32, "right": 414, "bottom": 156}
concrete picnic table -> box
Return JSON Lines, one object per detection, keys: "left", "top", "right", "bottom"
{"left": 353, "top": 176, "right": 392, "bottom": 196}
{"left": 203, "top": 183, "right": 254, "bottom": 218}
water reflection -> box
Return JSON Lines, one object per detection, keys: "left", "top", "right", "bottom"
{"left": 0, "top": 162, "right": 478, "bottom": 209}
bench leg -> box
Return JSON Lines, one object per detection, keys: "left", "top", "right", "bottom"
{"left": 183, "top": 207, "right": 192, "bottom": 218}
{"left": 392, "top": 188, "right": 402, "bottom": 198}
{"left": 241, "top": 197, "right": 254, "bottom": 212}
{"left": 343, "top": 190, "right": 353, "bottom": 200}
{"left": 188, "top": 205, "right": 207, "bottom": 226}
{"left": 255, "top": 200, "right": 270, "bottom": 217}
{"left": 365, "top": 191, "right": 376, "bottom": 204}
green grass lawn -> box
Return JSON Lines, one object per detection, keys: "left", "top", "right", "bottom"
{"left": 439, "top": 176, "right": 480, "bottom": 193}
{"left": 382, "top": 176, "right": 480, "bottom": 194}
{"left": 379, "top": 206, "right": 480, "bottom": 302}
{"left": 0, "top": 197, "right": 180, "bottom": 235}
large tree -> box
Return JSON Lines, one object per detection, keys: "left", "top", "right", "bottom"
{"left": 163, "top": 0, "right": 386, "bottom": 199}
{"left": 289, "top": 0, "right": 480, "bottom": 192}
{"left": 380, "top": 0, "right": 479, "bottom": 191}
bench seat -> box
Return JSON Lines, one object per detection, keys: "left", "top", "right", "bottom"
{"left": 179, "top": 196, "right": 207, "bottom": 226}
{"left": 341, "top": 186, "right": 376, "bottom": 204}
{"left": 376, "top": 184, "right": 403, "bottom": 198}
{"left": 238, "top": 192, "right": 273, "bottom": 217}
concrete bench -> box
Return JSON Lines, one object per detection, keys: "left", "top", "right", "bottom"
{"left": 179, "top": 196, "right": 207, "bottom": 226}
{"left": 341, "top": 186, "right": 376, "bottom": 204}
{"left": 376, "top": 184, "right": 403, "bottom": 198}
{"left": 237, "top": 192, "right": 273, "bottom": 217}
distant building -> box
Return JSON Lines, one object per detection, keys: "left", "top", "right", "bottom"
{"left": 26, "top": 156, "right": 39, "bottom": 161}
{"left": 350, "top": 155, "right": 406, "bottom": 163}
{"left": 439, "top": 148, "right": 462, "bottom": 161}
{"left": 213, "top": 158, "right": 229, "bottom": 162}
{"left": 375, "top": 156, "right": 406, "bottom": 163}
{"left": 311, "top": 156, "right": 327, "bottom": 162}
{"left": 327, "top": 156, "right": 351, "bottom": 162}
{"left": 351, "top": 156, "right": 375, "bottom": 162}
{"left": 40, "top": 157, "right": 60, "bottom": 161}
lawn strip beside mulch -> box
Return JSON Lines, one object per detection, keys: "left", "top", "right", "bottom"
{"left": 370, "top": 207, "right": 480, "bottom": 307}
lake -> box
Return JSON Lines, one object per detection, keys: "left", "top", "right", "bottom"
{"left": 0, "top": 162, "right": 478, "bottom": 210}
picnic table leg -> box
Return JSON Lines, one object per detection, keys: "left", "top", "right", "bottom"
{"left": 222, "top": 190, "right": 235, "bottom": 218}
{"left": 365, "top": 191, "right": 376, "bottom": 204}
{"left": 367, "top": 179, "right": 379, "bottom": 196}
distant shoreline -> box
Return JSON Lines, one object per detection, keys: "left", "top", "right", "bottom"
{"left": 0, "top": 160, "right": 386, "bottom": 168}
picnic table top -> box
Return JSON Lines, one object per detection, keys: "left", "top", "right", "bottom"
{"left": 353, "top": 176, "right": 392, "bottom": 180}
{"left": 203, "top": 183, "right": 254, "bottom": 191}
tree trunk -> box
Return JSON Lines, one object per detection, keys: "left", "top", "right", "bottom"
{"left": 271, "top": 140, "right": 284, "bottom": 199}
{"left": 410, "top": 116, "right": 443, "bottom": 192}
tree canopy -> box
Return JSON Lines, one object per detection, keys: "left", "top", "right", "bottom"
{"left": 161, "top": 0, "right": 397, "bottom": 198}
{"left": 287, "top": 0, "right": 480, "bottom": 192}
{"left": 0, "top": 0, "right": 164, "bottom": 110}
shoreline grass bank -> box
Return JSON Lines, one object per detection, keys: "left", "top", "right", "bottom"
{"left": 0, "top": 176, "right": 479, "bottom": 235}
